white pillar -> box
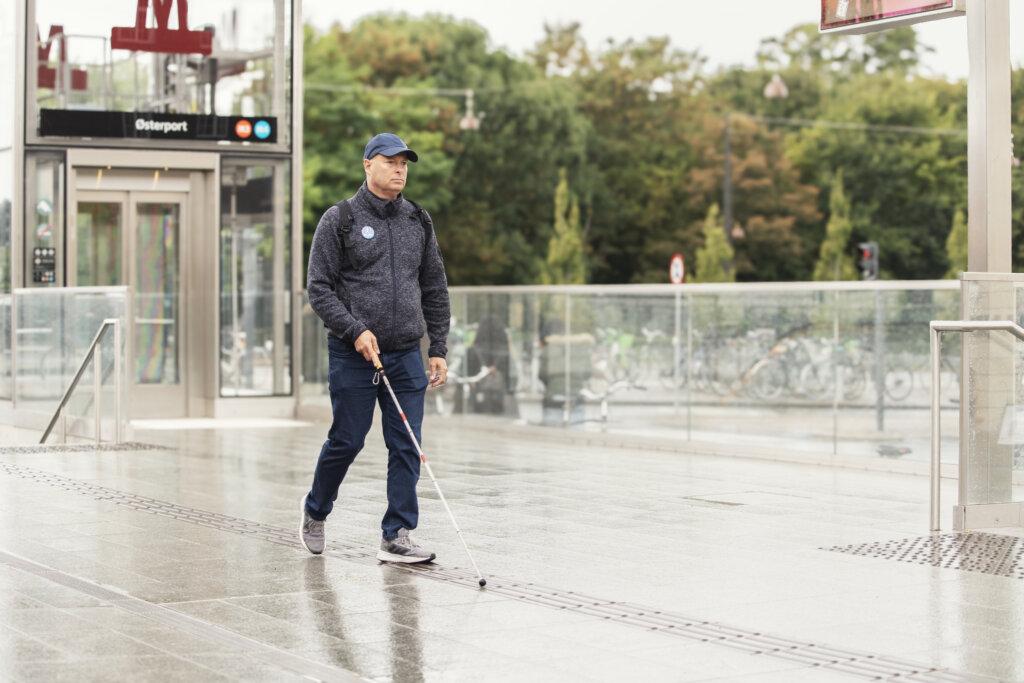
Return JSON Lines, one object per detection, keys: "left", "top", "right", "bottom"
{"left": 967, "top": 0, "right": 1011, "bottom": 271}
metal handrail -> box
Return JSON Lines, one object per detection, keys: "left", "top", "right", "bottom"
{"left": 39, "top": 318, "right": 123, "bottom": 445}
{"left": 929, "top": 320, "right": 1024, "bottom": 531}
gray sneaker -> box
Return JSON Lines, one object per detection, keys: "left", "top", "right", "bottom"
{"left": 377, "top": 529, "right": 435, "bottom": 564}
{"left": 300, "top": 496, "right": 325, "bottom": 555}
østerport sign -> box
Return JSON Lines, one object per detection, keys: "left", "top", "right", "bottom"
{"left": 39, "top": 109, "right": 277, "bottom": 143}
{"left": 821, "top": 0, "right": 965, "bottom": 34}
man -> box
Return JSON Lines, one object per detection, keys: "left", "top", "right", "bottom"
{"left": 301, "top": 133, "right": 450, "bottom": 564}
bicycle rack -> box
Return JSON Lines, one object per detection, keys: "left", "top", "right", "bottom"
{"left": 930, "top": 319, "right": 1024, "bottom": 531}
{"left": 39, "top": 318, "right": 124, "bottom": 445}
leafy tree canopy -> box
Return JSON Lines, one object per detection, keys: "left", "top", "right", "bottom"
{"left": 300, "top": 15, "right": 1024, "bottom": 285}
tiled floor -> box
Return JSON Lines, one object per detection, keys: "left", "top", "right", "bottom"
{"left": 0, "top": 415, "right": 1021, "bottom": 682}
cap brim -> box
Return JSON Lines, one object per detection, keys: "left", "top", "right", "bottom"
{"left": 376, "top": 146, "right": 418, "bottom": 162}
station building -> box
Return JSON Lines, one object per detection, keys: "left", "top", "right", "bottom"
{"left": 3, "top": 0, "right": 304, "bottom": 419}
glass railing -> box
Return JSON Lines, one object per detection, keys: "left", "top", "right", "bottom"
{"left": 12, "top": 287, "right": 128, "bottom": 441}
{"left": 298, "top": 281, "right": 966, "bottom": 466}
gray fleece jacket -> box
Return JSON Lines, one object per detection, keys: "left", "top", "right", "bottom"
{"left": 307, "top": 183, "right": 450, "bottom": 358}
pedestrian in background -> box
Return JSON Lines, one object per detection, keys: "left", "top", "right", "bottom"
{"left": 465, "top": 314, "right": 518, "bottom": 416}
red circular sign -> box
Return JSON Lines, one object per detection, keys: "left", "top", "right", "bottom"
{"left": 235, "top": 120, "right": 253, "bottom": 138}
{"left": 669, "top": 253, "right": 685, "bottom": 284}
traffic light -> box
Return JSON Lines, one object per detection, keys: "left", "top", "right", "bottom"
{"left": 857, "top": 241, "right": 879, "bottom": 281}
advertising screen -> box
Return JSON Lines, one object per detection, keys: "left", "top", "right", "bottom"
{"left": 821, "top": 0, "right": 964, "bottom": 34}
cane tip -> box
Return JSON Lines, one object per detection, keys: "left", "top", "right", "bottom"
{"left": 478, "top": 578, "right": 487, "bottom": 588}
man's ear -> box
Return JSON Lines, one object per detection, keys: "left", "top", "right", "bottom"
{"left": 363, "top": 158, "right": 372, "bottom": 174}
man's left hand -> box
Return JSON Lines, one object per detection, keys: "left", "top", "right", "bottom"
{"left": 428, "top": 357, "right": 447, "bottom": 388}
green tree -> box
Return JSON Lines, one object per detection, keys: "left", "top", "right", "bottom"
{"left": 542, "top": 168, "right": 586, "bottom": 284}
{"left": 302, "top": 14, "right": 575, "bottom": 285}
{"left": 787, "top": 72, "right": 966, "bottom": 279}
{"left": 536, "top": 27, "right": 708, "bottom": 283}
{"left": 443, "top": 78, "right": 590, "bottom": 284}
{"left": 545, "top": 24, "right": 817, "bottom": 283}
{"left": 683, "top": 113, "right": 819, "bottom": 281}
{"left": 813, "top": 171, "right": 858, "bottom": 281}
{"left": 693, "top": 204, "right": 734, "bottom": 283}
{"left": 944, "top": 208, "right": 967, "bottom": 279}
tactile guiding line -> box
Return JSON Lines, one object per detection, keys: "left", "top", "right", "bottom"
{"left": 823, "top": 532, "right": 1024, "bottom": 580}
{"left": 0, "top": 442, "right": 169, "bottom": 454}
{"left": 0, "top": 460, "right": 999, "bottom": 683}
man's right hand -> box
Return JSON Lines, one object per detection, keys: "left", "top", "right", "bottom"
{"left": 354, "top": 330, "right": 381, "bottom": 367}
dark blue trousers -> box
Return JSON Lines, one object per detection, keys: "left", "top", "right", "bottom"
{"left": 306, "top": 339, "right": 428, "bottom": 540}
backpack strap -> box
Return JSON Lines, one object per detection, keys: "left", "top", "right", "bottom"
{"left": 333, "top": 199, "right": 357, "bottom": 269}
{"left": 332, "top": 197, "right": 434, "bottom": 269}
{"left": 334, "top": 198, "right": 355, "bottom": 236}
{"left": 404, "top": 198, "right": 435, "bottom": 256}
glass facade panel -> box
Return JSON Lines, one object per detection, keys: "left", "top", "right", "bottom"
{"left": 220, "top": 159, "right": 291, "bottom": 396}
{"left": 134, "top": 201, "right": 179, "bottom": 385}
{"left": 76, "top": 201, "right": 123, "bottom": 286}
{"left": 24, "top": 153, "right": 65, "bottom": 287}
{"left": 31, "top": 0, "right": 292, "bottom": 148}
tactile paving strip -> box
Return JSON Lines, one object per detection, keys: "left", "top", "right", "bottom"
{"left": 823, "top": 532, "right": 1024, "bottom": 580}
{"left": 0, "top": 459, "right": 998, "bottom": 683}
{"left": 0, "top": 442, "right": 168, "bottom": 454}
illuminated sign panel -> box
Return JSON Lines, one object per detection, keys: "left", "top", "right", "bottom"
{"left": 39, "top": 110, "right": 277, "bottom": 143}
{"left": 821, "top": 0, "right": 965, "bottom": 34}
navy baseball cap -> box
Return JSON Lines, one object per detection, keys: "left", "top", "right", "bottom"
{"left": 364, "top": 133, "right": 418, "bottom": 162}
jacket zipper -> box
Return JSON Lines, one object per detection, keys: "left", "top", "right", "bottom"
{"left": 387, "top": 214, "right": 398, "bottom": 345}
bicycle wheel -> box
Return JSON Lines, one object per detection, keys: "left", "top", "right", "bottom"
{"left": 748, "top": 358, "right": 785, "bottom": 400}
{"left": 884, "top": 366, "right": 914, "bottom": 402}
{"left": 799, "top": 360, "right": 833, "bottom": 401}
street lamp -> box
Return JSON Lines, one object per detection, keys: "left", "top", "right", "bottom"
{"left": 722, "top": 74, "right": 789, "bottom": 249}
{"left": 459, "top": 89, "right": 480, "bottom": 131}
{"left": 764, "top": 73, "right": 789, "bottom": 100}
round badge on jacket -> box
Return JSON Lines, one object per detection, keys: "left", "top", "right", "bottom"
{"left": 361, "top": 225, "right": 375, "bottom": 239}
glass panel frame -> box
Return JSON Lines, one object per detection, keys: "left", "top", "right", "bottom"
{"left": 219, "top": 157, "right": 291, "bottom": 397}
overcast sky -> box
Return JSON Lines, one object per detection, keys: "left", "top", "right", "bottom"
{"left": 302, "top": 0, "right": 1024, "bottom": 82}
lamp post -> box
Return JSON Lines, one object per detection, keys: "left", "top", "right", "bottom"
{"left": 722, "top": 112, "right": 733, "bottom": 246}
{"left": 763, "top": 73, "right": 789, "bottom": 100}
{"left": 721, "top": 74, "right": 788, "bottom": 267}
{"left": 458, "top": 89, "right": 480, "bottom": 131}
